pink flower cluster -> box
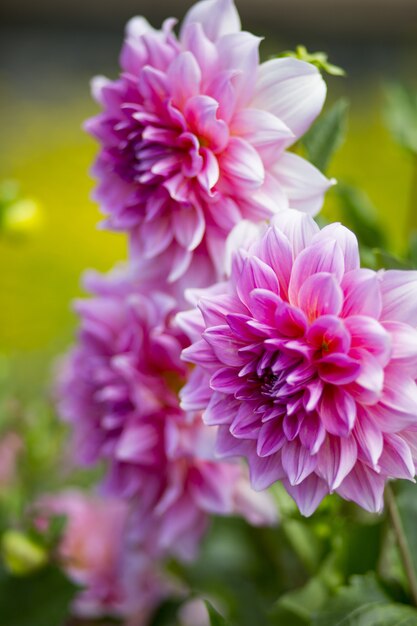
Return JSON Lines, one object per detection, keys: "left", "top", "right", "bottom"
{"left": 36, "top": 490, "right": 171, "bottom": 623}
{"left": 58, "top": 265, "right": 276, "bottom": 564}
{"left": 56, "top": 0, "right": 417, "bottom": 621}
{"left": 86, "top": 0, "right": 331, "bottom": 282}
{"left": 179, "top": 211, "right": 417, "bottom": 515}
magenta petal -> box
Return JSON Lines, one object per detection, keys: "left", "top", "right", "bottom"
{"left": 215, "top": 424, "right": 251, "bottom": 458}
{"left": 337, "top": 463, "right": 385, "bottom": 513}
{"left": 378, "top": 434, "right": 415, "bottom": 480}
{"left": 203, "top": 325, "right": 245, "bottom": 367}
{"left": 299, "top": 412, "right": 326, "bottom": 454}
{"left": 210, "top": 367, "right": 240, "bottom": 393}
{"left": 257, "top": 420, "right": 286, "bottom": 457}
{"left": 317, "top": 435, "right": 357, "bottom": 490}
{"left": 204, "top": 392, "right": 239, "bottom": 426}
{"left": 281, "top": 440, "right": 317, "bottom": 486}
{"left": 320, "top": 386, "right": 356, "bottom": 437}
{"left": 318, "top": 354, "right": 361, "bottom": 385}
{"left": 284, "top": 474, "right": 328, "bottom": 517}
{"left": 247, "top": 451, "right": 285, "bottom": 490}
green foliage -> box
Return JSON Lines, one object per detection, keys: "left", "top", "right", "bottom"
{"left": 334, "top": 183, "right": 386, "bottom": 250}
{"left": 279, "top": 46, "right": 346, "bottom": 77}
{"left": 205, "top": 601, "right": 230, "bottom": 626}
{"left": 0, "top": 565, "right": 78, "bottom": 626}
{"left": 312, "top": 574, "right": 417, "bottom": 626}
{"left": 384, "top": 84, "right": 417, "bottom": 155}
{"left": 303, "top": 99, "right": 349, "bottom": 173}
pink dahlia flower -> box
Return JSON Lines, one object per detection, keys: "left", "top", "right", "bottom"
{"left": 179, "top": 210, "right": 417, "bottom": 516}
{"left": 35, "top": 490, "right": 166, "bottom": 621}
{"left": 86, "top": 0, "right": 331, "bottom": 281}
{"left": 57, "top": 265, "right": 277, "bottom": 560}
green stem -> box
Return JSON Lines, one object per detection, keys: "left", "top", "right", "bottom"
{"left": 385, "top": 484, "right": 417, "bottom": 606}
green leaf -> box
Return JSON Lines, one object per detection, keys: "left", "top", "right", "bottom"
{"left": 384, "top": 83, "right": 417, "bottom": 155}
{"left": 0, "top": 565, "right": 78, "bottom": 626}
{"left": 395, "top": 483, "right": 417, "bottom": 582}
{"left": 335, "top": 183, "right": 386, "bottom": 249}
{"left": 205, "top": 601, "right": 230, "bottom": 626}
{"left": 302, "top": 99, "right": 349, "bottom": 172}
{"left": 269, "top": 577, "right": 329, "bottom": 625}
{"left": 279, "top": 46, "right": 346, "bottom": 77}
{"left": 312, "top": 573, "right": 417, "bottom": 625}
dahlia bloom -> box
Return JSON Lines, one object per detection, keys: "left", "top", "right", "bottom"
{"left": 179, "top": 210, "right": 417, "bottom": 516}
{"left": 57, "top": 265, "right": 276, "bottom": 560}
{"left": 86, "top": 0, "right": 331, "bottom": 281}
{"left": 36, "top": 490, "right": 166, "bottom": 621}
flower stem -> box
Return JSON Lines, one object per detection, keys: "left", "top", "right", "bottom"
{"left": 385, "top": 484, "right": 417, "bottom": 606}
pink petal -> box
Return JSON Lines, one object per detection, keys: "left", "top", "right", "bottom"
{"left": 189, "top": 463, "right": 235, "bottom": 514}
{"left": 247, "top": 450, "right": 285, "bottom": 490}
{"left": 318, "top": 353, "right": 361, "bottom": 385}
{"left": 341, "top": 269, "right": 382, "bottom": 318}
{"left": 210, "top": 367, "right": 240, "bottom": 393}
{"left": 312, "top": 223, "right": 360, "bottom": 273}
{"left": 257, "top": 421, "right": 286, "bottom": 457}
{"left": 380, "top": 270, "right": 417, "bottom": 324}
{"left": 383, "top": 321, "right": 417, "bottom": 362}
{"left": 181, "top": 22, "right": 218, "bottom": 78}
{"left": 220, "top": 137, "right": 265, "bottom": 189}
{"left": 320, "top": 386, "right": 357, "bottom": 436}
{"left": 378, "top": 434, "right": 415, "bottom": 480}
{"left": 181, "top": 0, "right": 241, "bottom": 42}
{"left": 185, "top": 95, "right": 229, "bottom": 153}
{"left": 217, "top": 32, "right": 261, "bottom": 104}
{"left": 337, "top": 463, "right": 385, "bottom": 513}
{"left": 168, "top": 51, "right": 201, "bottom": 107}
{"left": 236, "top": 256, "right": 280, "bottom": 309}
{"left": 344, "top": 316, "right": 390, "bottom": 362}
{"left": 270, "top": 209, "right": 319, "bottom": 257}
{"left": 299, "top": 412, "right": 326, "bottom": 454}
{"left": 283, "top": 473, "right": 328, "bottom": 517}
{"left": 254, "top": 224, "right": 293, "bottom": 298}
{"left": 204, "top": 392, "right": 239, "bottom": 426}
{"left": 271, "top": 152, "right": 333, "bottom": 217}
{"left": 203, "top": 325, "right": 245, "bottom": 367}
{"left": 281, "top": 440, "right": 317, "bottom": 486}
{"left": 253, "top": 57, "right": 326, "bottom": 139}
{"left": 298, "top": 272, "right": 343, "bottom": 320}
{"left": 317, "top": 435, "right": 357, "bottom": 490}
{"left": 289, "top": 238, "right": 345, "bottom": 306}
{"left": 172, "top": 203, "right": 205, "bottom": 251}
{"left": 354, "top": 408, "right": 384, "bottom": 468}
{"left": 231, "top": 108, "right": 294, "bottom": 161}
